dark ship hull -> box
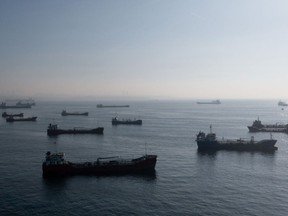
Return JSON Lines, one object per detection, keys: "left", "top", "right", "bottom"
{"left": 97, "top": 104, "right": 129, "bottom": 108}
{"left": 112, "top": 120, "right": 142, "bottom": 125}
{"left": 248, "top": 118, "right": 288, "bottom": 133}
{"left": 47, "top": 127, "right": 104, "bottom": 136}
{"left": 6, "top": 117, "right": 37, "bottom": 122}
{"left": 2, "top": 112, "right": 24, "bottom": 118}
{"left": 61, "top": 112, "right": 88, "bottom": 116}
{"left": 197, "top": 139, "right": 277, "bottom": 151}
{"left": 248, "top": 126, "right": 287, "bottom": 133}
{"left": 42, "top": 155, "right": 157, "bottom": 178}
{"left": 196, "top": 128, "right": 277, "bottom": 152}
{"left": 197, "top": 100, "right": 221, "bottom": 105}
{"left": 0, "top": 105, "right": 31, "bottom": 109}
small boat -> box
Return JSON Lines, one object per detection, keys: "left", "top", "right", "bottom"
{"left": 196, "top": 126, "right": 277, "bottom": 151}
{"left": 0, "top": 102, "right": 31, "bottom": 109}
{"left": 61, "top": 110, "right": 88, "bottom": 116}
{"left": 97, "top": 104, "right": 130, "bottom": 108}
{"left": 112, "top": 117, "right": 142, "bottom": 125}
{"left": 278, "top": 100, "right": 288, "bottom": 106}
{"left": 197, "top": 100, "right": 221, "bottom": 105}
{"left": 42, "top": 151, "right": 157, "bottom": 178}
{"left": 2, "top": 112, "right": 24, "bottom": 118}
{"left": 47, "top": 124, "right": 104, "bottom": 136}
{"left": 6, "top": 116, "right": 37, "bottom": 122}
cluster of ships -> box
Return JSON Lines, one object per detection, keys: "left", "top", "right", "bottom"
{"left": 2, "top": 99, "right": 287, "bottom": 178}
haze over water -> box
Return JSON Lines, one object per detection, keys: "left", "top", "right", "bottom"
{"left": 1, "top": 1, "right": 288, "bottom": 100}
{"left": 1, "top": 100, "right": 288, "bottom": 215}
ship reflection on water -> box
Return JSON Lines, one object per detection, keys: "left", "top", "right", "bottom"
{"left": 197, "top": 148, "right": 277, "bottom": 157}
{"left": 42, "top": 171, "right": 157, "bottom": 189}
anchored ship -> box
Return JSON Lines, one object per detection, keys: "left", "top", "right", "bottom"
{"left": 278, "top": 100, "right": 288, "bottom": 106}
{"left": 2, "top": 112, "right": 24, "bottom": 118}
{"left": 247, "top": 118, "right": 288, "bottom": 133}
{"left": 196, "top": 100, "right": 221, "bottom": 105}
{"left": 0, "top": 102, "right": 31, "bottom": 109}
{"left": 47, "top": 124, "right": 104, "bottom": 136}
{"left": 196, "top": 126, "right": 277, "bottom": 151}
{"left": 61, "top": 110, "right": 88, "bottom": 116}
{"left": 42, "top": 151, "right": 157, "bottom": 178}
{"left": 97, "top": 104, "right": 130, "bottom": 108}
{"left": 112, "top": 117, "right": 142, "bottom": 125}
{"left": 6, "top": 116, "right": 37, "bottom": 122}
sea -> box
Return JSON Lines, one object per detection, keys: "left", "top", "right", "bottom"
{"left": 1, "top": 100, "right": 288, "bottom": 216}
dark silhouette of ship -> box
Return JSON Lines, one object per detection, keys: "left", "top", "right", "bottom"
{"left": 6, "top": 116, "right": 37, "bottom": 122}
{"left": 112, "top": 117, "right": 142, "bottom": 125}
{"left": 42, "top": 151, "right": 157, "bottom": 178}
{"left": 0, "top": 102, "right": 31, "bottom": 109}
{"left": 16, "top": 100, "right": 36, "bottom": 107}
{"left": 197, "top": 100, "right": 221, "bottom": 105}
{"left": 247, "top": 118, "right": 288, "bottom": 133}
{"left": 278, "top": 100, "right": 288, "bottom": 106}
{"left": 47, "top": 124, "right": 104, "bottom": 136}
{"left": 97, "top": 104, "right": 129, "bottom": 108}
{"left": 196, "top": 126, "right": 277, "bottom": 151}
{"left": 61, "top": 110, "right": 88, "bottom": 116}
{"left": 2, "top": 112, "right": 24, "bottom": 118}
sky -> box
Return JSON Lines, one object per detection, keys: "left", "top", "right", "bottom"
{"left": 1, "top": 0, "right": 288, "bottom": 100}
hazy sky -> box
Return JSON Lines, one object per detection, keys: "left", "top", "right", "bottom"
{"left": 1, "top": 0, "right": 288, "bottom": 100}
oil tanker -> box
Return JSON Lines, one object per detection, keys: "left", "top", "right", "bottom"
{"left": 42, "top": 152, "right": 157, "bottom": 178}
{"left": 2, "top": 112, "right": 24, "bottom": 118}
{"left": 196, "top": 126, "right": 277, "bottom": 151}
{"left": 47, "top": 124, "right": 104, "bottom": 136}
{"left": 247, "top": 118, "right": 288, "bottom": 133}
{"left": 112, "top": 117, "right": 142, "bottom": 125}
{"left": 61, "top": 110, "right": 88, "bottom": 116}
{"left": 6, "top": 116, "right": 37, "bottom": 122}
{"left": 97, "top": 104, "right": 129, "bottom": 108}
{"left": 0, "top": 102, "right": 31, "bottom": 109}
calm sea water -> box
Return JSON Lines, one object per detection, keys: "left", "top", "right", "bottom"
{"left": 1, "top": 100, "right": 288, "bottom": 215}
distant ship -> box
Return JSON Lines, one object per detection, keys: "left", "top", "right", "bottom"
{"left": 97, "top": 104, "right": 129, "bottom": 108}
{"left": 42, "top": 151, "right": 157, "bottom": 178}
{"left": 61, "top": 110, "right": 88, "bottom": 116}
{"left": 112, "top": 117, "right": 142, "bottom": 125}
{"left": 6, "top": 116, "right": 37, "bottom": 122}
{"left": 196, "top": 126, "right": 277, "bottom": 151}
{"left": 278, "top": 100, "right": 288, "bottom": 106}
{"left": 47, "top": 124, "right": 104, "bottom": 136}
{"left": 2, "top": 112, "right": 24, "bottom": 118}
{"left": 16, "top": 100, "right": 36, "bottom": 107}
{"left": 247, "top": 118, "right": 288, "bottom": 133}
{"left": 0, "top": 102, "right": 31, "bottom": 109}
{"left": 197, "top": 100, "right": 221, "bottom": 105}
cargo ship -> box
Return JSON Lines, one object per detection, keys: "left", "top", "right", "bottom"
{"left": 6, "top": 116, "right": 37, "bottom": 122}
{"left": 247, "top": 118, "right": 288, "bottom": 133}
{"left": 196, "top": 126, "right": 277, "bottom": 151}
{"left": 61, "top": 110, "right": 88, "bottom": 116}
{"left": 97, "top": 104, "right": 130, "bottom": 108}
{"left": 196, "top": 100, "right": 221, "bottom": 105}
{"left": 42, "top": 151, "right": 157, "bottom": 178}
{"left": 112, "top": 117, "right": 142, "bottom": 125}
{"left": 47, "top": 124, "right": 104, "bottom": 136}
{"left": 278, "top": 100, "right": 288, "bottom": 106}
{"left": 0, "top": 102, "right": 31, "bottom": 109}
{"left": 2, "top": 112, "right": 24, "bottom": 118}
{"left": 16, "top": 100, "right": 36, "bottom": 107}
